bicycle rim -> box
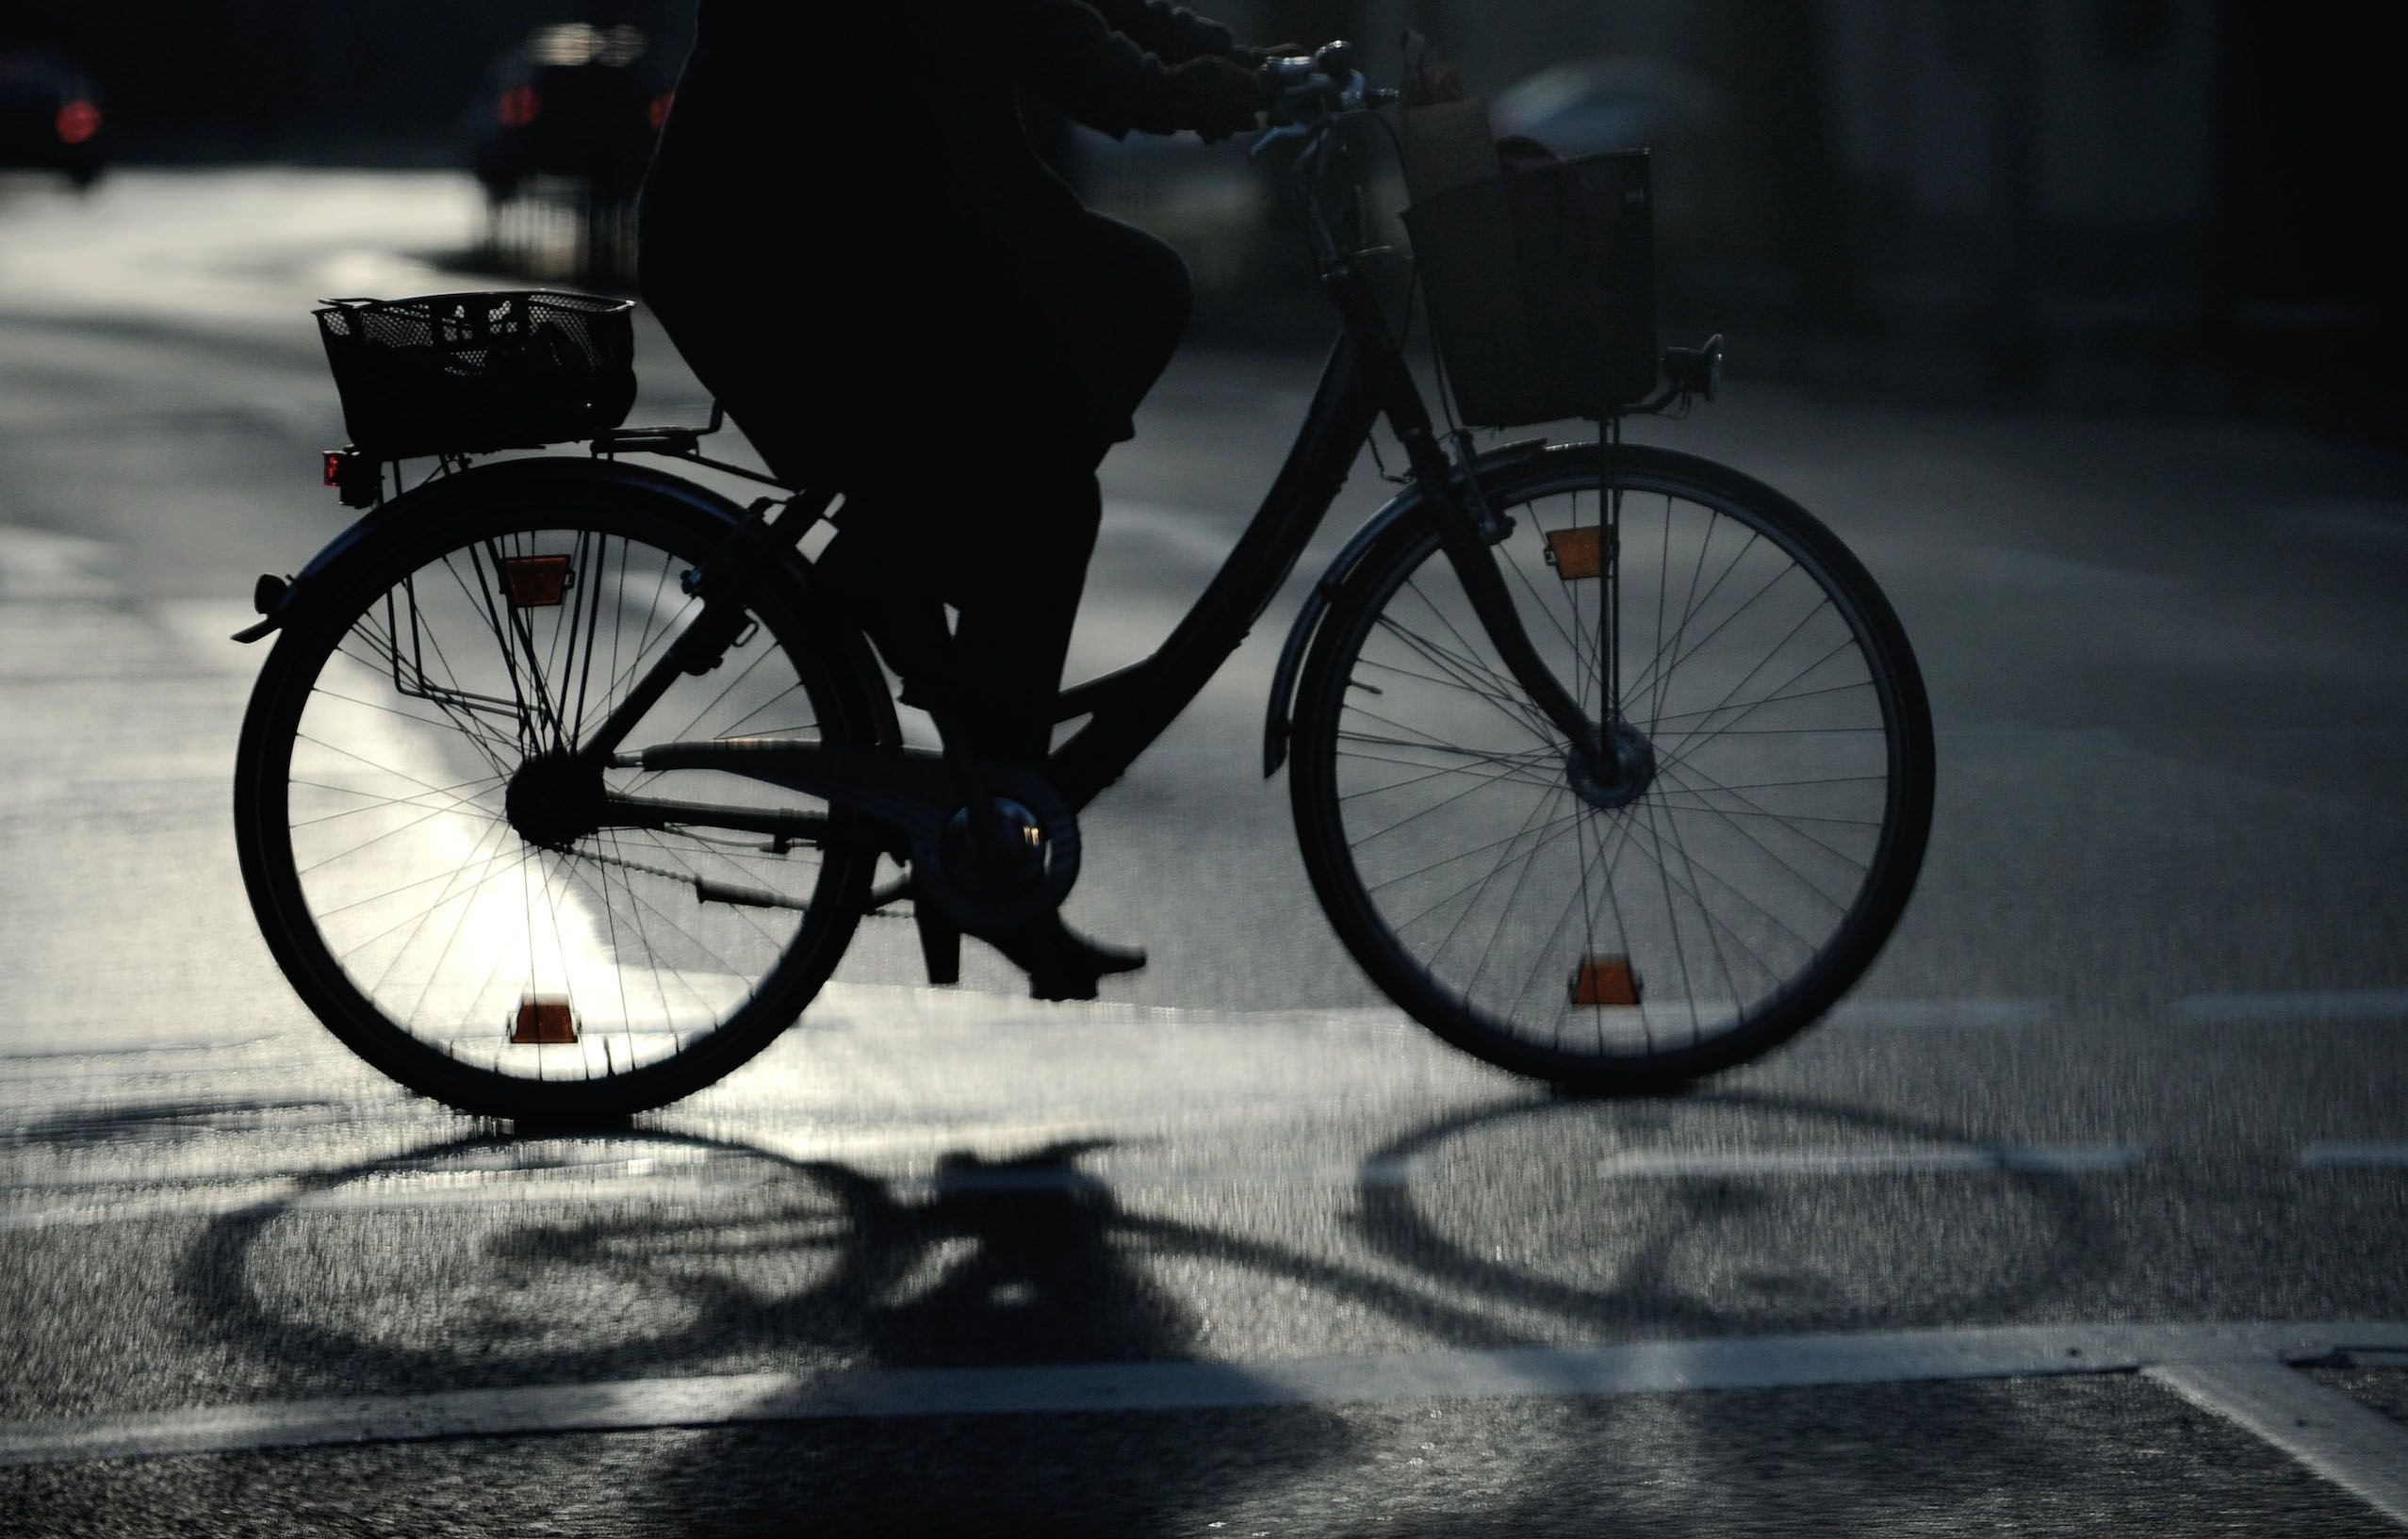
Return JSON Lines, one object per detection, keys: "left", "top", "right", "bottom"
{"left": 237, "top": 486, "right": 877, "bottom": 1117}
{"left": 1294, "top": 446, "right": 1933, "bottom": 1087}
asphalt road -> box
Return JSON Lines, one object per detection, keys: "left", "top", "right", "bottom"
{"left": 2, "top": 168, "right": 2406, "bottom": 1536}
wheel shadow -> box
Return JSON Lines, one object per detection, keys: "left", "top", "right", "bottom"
{"left": 154, "top": 1087, "right": 2123, "bottom": 1534}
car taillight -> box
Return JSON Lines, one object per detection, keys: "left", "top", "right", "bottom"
{"left": 647, "top": 91, "right": 674, "bottom": 131}
{"left": 499, "top": 86, "right": 541, "bottom": 130}
{"left": 55, "top": 100, "right": 102, "bottom": 146}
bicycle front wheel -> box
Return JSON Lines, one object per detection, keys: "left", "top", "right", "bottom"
{"left": 235, "top": 467, "right": 887, "bottom": 1120}
{"left": 1292, "top": 444, "right": 1933, "bottom": 1090}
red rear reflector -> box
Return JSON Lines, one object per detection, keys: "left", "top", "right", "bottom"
{"left": 1545, "top": 527, "right": 1605, "bottom": 581}
{"left": 1570, "top": 956, "right": 1641, "bottom": 1007}
{"left": 322, "top": 451, "right": 346, "bottom": 488}
{"left": 56, "top": 100, "right": 102, "bottom": 146}
{"left": 512, "top": 996, "right": 579, "bottom": 1044}
{"left": 499, "top": 86, "right": 542, "bottom": 130}
{"left": 503, "top": 556, "right": 572, "bottom": 608}
{"left": 647, "top": 91, "right": 675, "bottom": 131}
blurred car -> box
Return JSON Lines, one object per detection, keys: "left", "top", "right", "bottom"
{"left": 0, "top": 49, "right": 106, "bottom": 188}
{"left": 470, "top": 23, "right": 673, "bottom": 205}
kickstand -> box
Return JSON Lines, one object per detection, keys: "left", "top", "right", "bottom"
{"left": 913, "top": 898, "right": 962, "bottom": 987}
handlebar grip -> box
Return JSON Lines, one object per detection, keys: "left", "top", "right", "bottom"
{"left": 1261, "top": 40, "right": 1355, "bottom": 101}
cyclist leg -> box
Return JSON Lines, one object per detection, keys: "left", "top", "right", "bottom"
{"left": 947, "top": 208, "right": 1195, "bottom": 768}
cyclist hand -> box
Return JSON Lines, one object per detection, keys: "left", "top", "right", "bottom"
{"left": 1238, "top": 42, "right": 1306, "bottom": 67}
{"left": 1166, "top": 55, "right": 1264, "bottom": 142}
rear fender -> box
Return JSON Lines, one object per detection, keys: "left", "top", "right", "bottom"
{"left": 238, "top": 457, "right": 766, "bottom": 640}
{"left": 233, "top": 456, "right": 894, "bottom": 738}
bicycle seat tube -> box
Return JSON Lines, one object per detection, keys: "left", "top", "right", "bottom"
{"left": 571, "top": 487, "right": 834, "bottom": 769}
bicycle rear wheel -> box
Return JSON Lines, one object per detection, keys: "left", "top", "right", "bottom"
{"left": 1291, "top": 444, "right": 1933, "bottom": 1090}
{"left": 235, "top": 466, "right": 886, "bottom": 1119}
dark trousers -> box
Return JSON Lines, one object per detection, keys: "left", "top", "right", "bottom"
{"left": 706, "top": 210, "right": 1194, "bottom": 772}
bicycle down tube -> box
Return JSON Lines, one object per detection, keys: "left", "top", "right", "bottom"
{"left": 554, "top": 285, "right": 1614, "bottom": 850}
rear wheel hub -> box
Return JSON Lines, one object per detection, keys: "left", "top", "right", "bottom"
{"left": 505, "top": 751, "right": 606, "bottom": 851}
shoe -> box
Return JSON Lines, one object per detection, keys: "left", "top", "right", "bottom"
{"left": 985, "top": 912, "right": 1147, "bottom": 1001}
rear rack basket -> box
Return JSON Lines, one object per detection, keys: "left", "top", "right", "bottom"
{"left": 315, "top": 290, "right": 638, "bottom": 459}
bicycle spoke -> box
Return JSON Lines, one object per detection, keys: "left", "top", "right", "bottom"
{"left": 1304, "top": 457, "right": 1927, "bottom": 1084}
{"left": 262, "top": 512, "right": 858, "bottom": 1103}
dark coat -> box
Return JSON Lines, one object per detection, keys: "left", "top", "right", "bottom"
{"left": 638, "top": 0, "right": 1234, "bottom": 482}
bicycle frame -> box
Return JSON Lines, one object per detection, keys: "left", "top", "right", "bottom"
{"left": 570, "top": 106, "right": 1616, "bottom": 855}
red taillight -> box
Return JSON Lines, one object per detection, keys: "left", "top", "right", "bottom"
{"left": 647, "top": 91, "right": 674, "bottom": 132}
{"left": 56, "top": 99, "right": 102, "bottom": 146}
{"left": 499, "top": 85, "right": 541, "bottom": 130}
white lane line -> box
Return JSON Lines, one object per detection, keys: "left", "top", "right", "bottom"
{"left": 1822, "top": 997, "right": 2055, "bottom": 1030}
{"left": 0, "top": 1141, "right": 2152, "bottom": 1231}
{"left": 1595, "top": 1144, "right": 2148, "bottom": 1179}
{"left": 3, "top": 1319, "right": 2403, "bottom": 1470}
{"left": 2171, "top": 991, "right": 2408, "bottom": 1024}
{"left": 2145, "top": 1359, "right": 2408, "bottom": 1527}
{"left": 2301, "top": 1143, "right": 2408, "bottom": 1171}
{"left": 0, "top": 1035, "right": 292, "bottom": 1063}
{"left": 0, "top": 525, "right": 116, "bottom": 600}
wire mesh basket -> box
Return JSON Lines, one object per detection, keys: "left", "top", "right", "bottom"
{"left": 315, "top": 290, "right": 638, "bottom": 458}
{"left": 1402, "top": 150, "right": 1659, "bottom": 428}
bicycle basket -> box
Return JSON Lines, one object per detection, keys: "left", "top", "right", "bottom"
{"left": 1401, "top": 150, "right": 1658, "bottom": 428}
{"left": 314, "top": 290, "right": 638, "bottom": 458}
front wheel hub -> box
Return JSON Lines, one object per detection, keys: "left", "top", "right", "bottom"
{"left": 1567, "top": 720, "right": 1657, "bottom": 810}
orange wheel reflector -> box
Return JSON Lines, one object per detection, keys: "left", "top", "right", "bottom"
{"left": 503, "top": 555, "right": 572, "bottom": 608}
{"left": 1544, "top": 527, "right": 1605, "bottom": 581}
{"left": 512, "top": 995, "right": 579, "bottom": 1044}
{"left": 1570, "top": 957, "right": 1641, "bottom": 1007}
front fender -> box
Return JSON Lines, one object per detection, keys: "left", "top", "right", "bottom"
{"left": 1261, "top": 437, "right": 1551, "bottom": 777}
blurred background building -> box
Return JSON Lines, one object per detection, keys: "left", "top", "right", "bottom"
{"left": 2, "top": 0, "right": 2395, "bottom": 428}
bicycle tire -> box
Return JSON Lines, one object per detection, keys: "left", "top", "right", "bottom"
{"left": 234, "top": 463, "right": 889, "bottom": 1120}
{"left": 1291, "top": 443, "right": 1933, "bottom": 1090}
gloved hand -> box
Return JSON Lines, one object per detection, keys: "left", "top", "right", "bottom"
{"left": 1165, "top": 55, "right": 1264, "bottom": 142}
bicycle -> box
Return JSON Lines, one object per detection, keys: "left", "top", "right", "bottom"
{"left": 231, "top": 45, "right": 1934, "bottom": 1121}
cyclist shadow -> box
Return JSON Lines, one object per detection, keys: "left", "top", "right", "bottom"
{"left": 161, "top": 1089, "right": 2117, "bottom": 1532}
{"left": 172, "top": 1125, "right": 1360, "bottom": 1532}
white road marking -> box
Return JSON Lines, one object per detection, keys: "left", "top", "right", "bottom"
{"left": 2170, "top": 991, "right": 2408, "bottom": 1024}
{"left": 2, "top": 1319, "right": 2403, "bottom": 1480}
{"left": 1822, "top": 996, "right": 2055, "bottom": 1029}
{"left": 2146, "top": 1358, "right": 2408, "bottom": 1526}
{"left": 1594, "top": 1144, "right": 2148, "bottom": 1179}
{"left": 0, "top": 525, "right": 116, "bottom": 600}
{"left": 0, "top": 1139, "right": 2160, "bottom": 1231}
{"left": 2300, "top": 1143, "right": 2408, "bottom": 1171}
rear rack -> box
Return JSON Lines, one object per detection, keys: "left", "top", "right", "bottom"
{"left": 592, "top": 402, "right": 792, "bottom": 487}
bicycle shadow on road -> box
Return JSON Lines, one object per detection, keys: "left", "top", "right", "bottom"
{"left": 145, "top": 1089, "right": 2126, "bottom": 1533}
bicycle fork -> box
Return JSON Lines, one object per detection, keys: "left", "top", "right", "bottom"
{"left": 1334, "top": 262, "right": 1647, "bottom": 802}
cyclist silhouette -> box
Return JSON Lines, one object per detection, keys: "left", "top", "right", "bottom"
{"left": 638, "top": 3, "right": 1274, "bottom": 997}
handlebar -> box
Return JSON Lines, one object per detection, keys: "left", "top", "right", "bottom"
{"left": 1258, "top": 41, "right": 1355, "bottom": 101}
{"left": 1249, "top": 40, "right": 1399, "bottom": 163}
